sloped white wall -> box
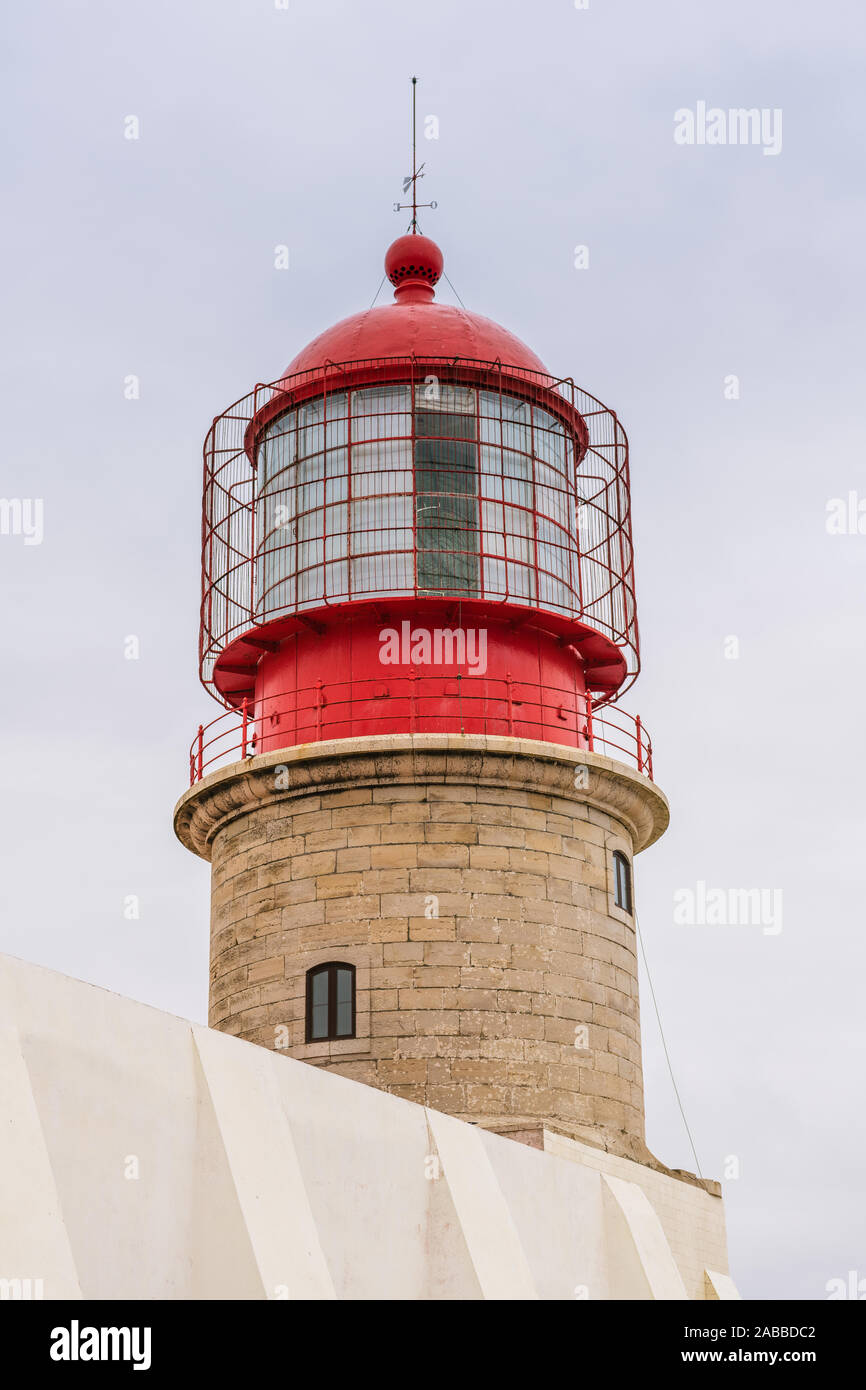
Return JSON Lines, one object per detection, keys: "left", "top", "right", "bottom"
{"left": 0, "top": 954, "right": 733, "bottom": 1301}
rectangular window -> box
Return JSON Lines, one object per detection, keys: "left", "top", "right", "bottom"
{"left": 415, "top": 392, "right": 479, "bottom": 597}
{"left": 306, "top": 962, "right": 357, "bottom": 1043}
{"left": 613, "top": 852, "right": 632, "bottom": 914}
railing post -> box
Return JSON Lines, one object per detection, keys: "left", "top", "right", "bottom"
{"left": 506, "top": 671, "right": 514, "bottom": 736}
{"left": 315, "top": 680, "right": 324, "bottom": 741}
{"left": 189, "top": 750, "right": 195, "bottom": 787}
{"left": 409, "top": 670, "right": 416, "bottom": 734}
{"left": 585, "top": 690, "right": 594, "bottom": 752}
{"left": 635, "top": 714, "right": 643, "bottom": 774}
{"left": 196, "top": 725, "right": 204, "bottom": 782}
{"left": 241, "top": 697, "right": 249, "bottom": 759}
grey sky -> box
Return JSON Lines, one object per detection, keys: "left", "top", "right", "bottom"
{"left": 2, "top": 0, "right": 864, "bottom": 1300}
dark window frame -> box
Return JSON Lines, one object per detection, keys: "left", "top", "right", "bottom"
{"left": 305, "top": 961, "right": 357, "bottom": 1043}
{"left": 613, "top": 851, "right": 633, "bottom": 915}
{"left": 414, "top": 405, "right": 480, "bottom": 598}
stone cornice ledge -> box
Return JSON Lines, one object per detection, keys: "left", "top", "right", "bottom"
{"left": 174, "top": 734, "right": 670, "bottom": 862}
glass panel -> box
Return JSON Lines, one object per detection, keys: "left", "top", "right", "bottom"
{"left": 352, "top": 385, "right": 411, "bottom": 415}
{"left": 324, "top": 392, "right": 348, "bottom": 449}
{"left": 325, "top": 503, "right": 349, "bottom": 598}
{"left": 325, "top": 504, "right": 348, "bottom": 552}
{"left": 310, "top": 969, "right": 330, "bottom": 1040}
{"left": 327, "top": 476, "right": 348, "bottom": 508}
{"left": 532, "top": 405, "right": 568, "bottom": 469}
{"left": 480, "top": 447, "right": 503, "bottom": 482}
{"left": 351, "top": 497, "right": 412, "bottom": 554}
{"left": 352, "top": 464, "right": 411, "bottom": 496}
{"left": 414, "top": 383, "right": 475, "bottom": 414}
{"left": 335, "top": 967, "right": 354, "bottom": 1037}
{"left": 352, "top": 412, "right": 412, "bottom": 443}
{"left": 351, "top": 386, "right": 411, "bottom": 442}
{"left": 351, "top": 438, "right": 411, "bottom": 477}
{"left": 256, "top": 410, "right": 300, "bottom": 620}
{"left": 259, "top": 411, "right": 297, "bottom": 487}
{"left": 297, "top": 399, "right": 325, "bottom": 458}
{"left": 538, "top": 544, "right": 569, "bottom": 612}
{"left": 481, "top": 500, "right": 505, "bottom": 554}
{"left": 255, "top": 387, "right": 588, "bottom": 626}
{"left": 614, "top": 856, "right": 631, "bottom": 912}
{"left": 501, "top": 397, "right": 531, "bottom": 452}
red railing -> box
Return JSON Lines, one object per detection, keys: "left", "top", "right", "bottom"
{"left": 187, "top": 678, "right": 654, "bottom": 785}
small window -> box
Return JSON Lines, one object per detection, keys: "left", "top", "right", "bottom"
{"left": 305, "top": 962, "right": 356, "bottom": 1042}
{"left": 613, "top": 851, "right": 632, "bottom": 914}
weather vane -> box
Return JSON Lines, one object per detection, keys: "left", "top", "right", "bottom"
{"left": 394, "top": 76, "right": 437, "bottom": 233}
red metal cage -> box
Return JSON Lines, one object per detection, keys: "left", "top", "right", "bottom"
{"left": 199, "top": 355, "right": 639, "bottom": 710}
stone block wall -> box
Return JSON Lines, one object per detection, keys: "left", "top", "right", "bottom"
{"left": 175, "top": 735, "right": 669, "bottom": 1162}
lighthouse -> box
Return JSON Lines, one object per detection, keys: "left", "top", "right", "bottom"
{"left": 174, "top": 215, "right": 672, "bottom": 1167}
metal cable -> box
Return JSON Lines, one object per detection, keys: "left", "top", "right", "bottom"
{"left": 634, "top": 906, "right": 703, "bottom": 1178}
{"left": 369, "top": 274, "right": 387, "bottom": 310}
{"left": 442, "top": 272, "right": 467, "bottom": 310}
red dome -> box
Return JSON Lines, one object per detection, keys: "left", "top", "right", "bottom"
{"left": 279, "top": 235, "right": 549, "bottom": 383}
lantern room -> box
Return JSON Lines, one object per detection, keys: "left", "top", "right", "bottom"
{"left": 191, "top": 233, "right": 650, "bottom": 781}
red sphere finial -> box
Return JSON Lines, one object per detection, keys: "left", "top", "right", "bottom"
{"left": 385, "top": 234, "right": 443, "bottom": 302}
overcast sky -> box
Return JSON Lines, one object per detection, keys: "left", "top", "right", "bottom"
{"left": 2, "top": 0, "right": 864, "bottom": 1301}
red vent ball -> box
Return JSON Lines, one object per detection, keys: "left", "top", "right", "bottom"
{"left": 385, "top": 234, "right": 444, "bottom": 288}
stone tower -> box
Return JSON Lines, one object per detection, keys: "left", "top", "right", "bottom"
{"left": 175, "top": 230, "right": 670, "bottom": 1166}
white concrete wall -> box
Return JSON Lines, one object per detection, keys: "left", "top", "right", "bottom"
{"left": 543, "top": 1131, "right": 734, "bottom": 1300}
{"left": 0, "top": 953, "right": 735, "bottom": 1300}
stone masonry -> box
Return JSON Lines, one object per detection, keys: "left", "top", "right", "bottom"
{"left": 174, "top": 734, "right": 670, "bottom": 1165}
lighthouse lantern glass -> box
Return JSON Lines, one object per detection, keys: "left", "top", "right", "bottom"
{"left": 254, "top": 382, "right": 580, "bottom": 621}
